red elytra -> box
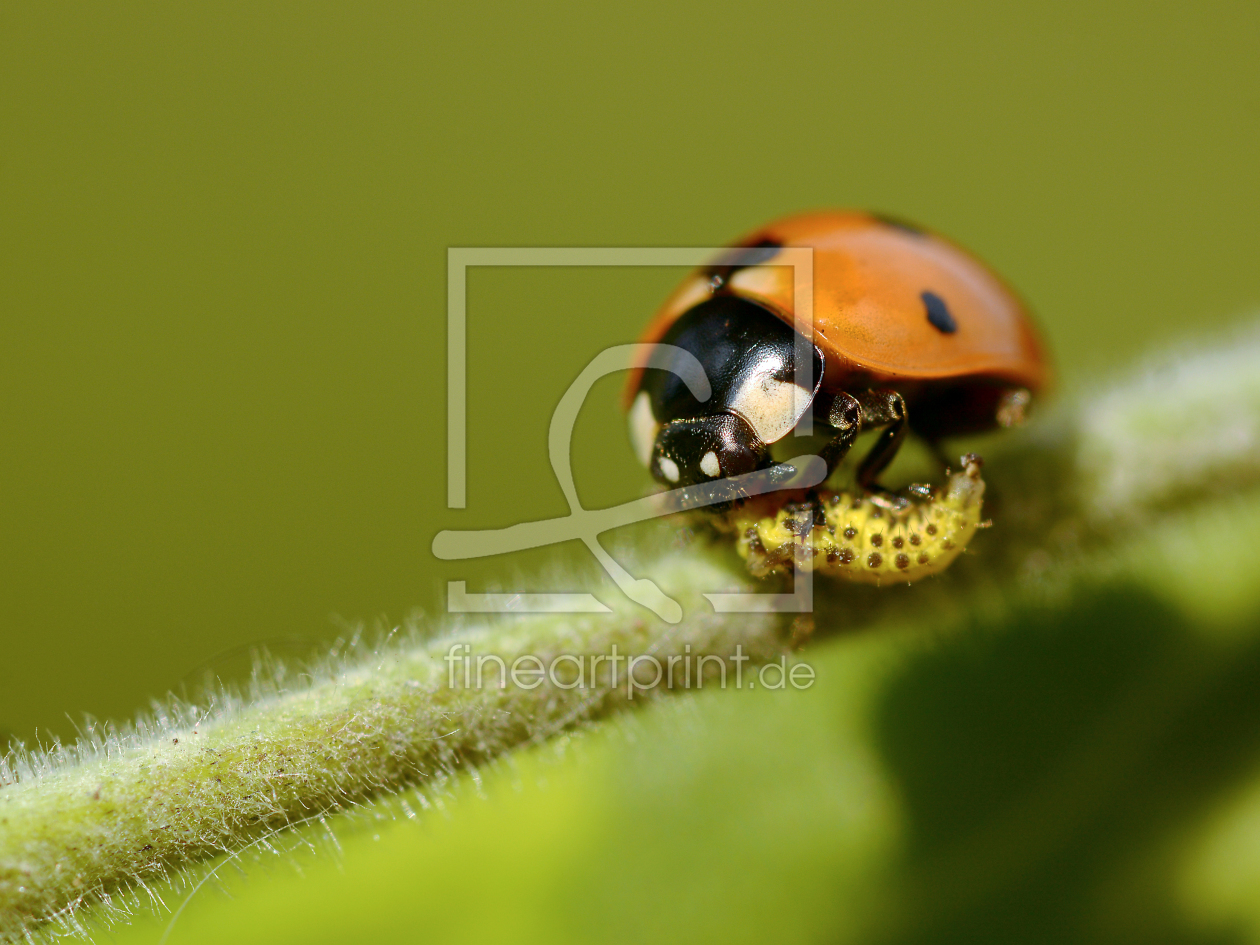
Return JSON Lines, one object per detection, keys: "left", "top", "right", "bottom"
{"left": 624, "top": 210, "right": 1051, "bottom": 500}
{"left": 627, "top": 210, "right": 1048, "bottom": 431}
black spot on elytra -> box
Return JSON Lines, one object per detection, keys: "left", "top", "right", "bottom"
{"left": 922, "top": 291, "right": 957, "bottom": 334}
{"left": 705, "top": 238, "right": 783, "bottom": 288}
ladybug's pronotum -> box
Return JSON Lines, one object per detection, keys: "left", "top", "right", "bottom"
{"left": 625, "top": 211, "right": 1049, "bottom": 582}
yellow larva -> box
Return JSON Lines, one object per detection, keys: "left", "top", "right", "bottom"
{"left": 716, "top": 456, "right": 986, "bottom": 583}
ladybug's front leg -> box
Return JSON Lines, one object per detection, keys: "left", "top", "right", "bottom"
{"left": 815, "top": 389, "right": 910, "bottom": 489}
{"left": 851, "top": 389, "right": 908, "bottom": 490}
{"left": 816, "top": 391, "right": 862, "bottom": 477}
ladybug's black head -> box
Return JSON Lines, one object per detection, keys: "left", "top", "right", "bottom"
{"left": 629, "top": 295, "right": 824, "bottom": 504}
{"left": 650, "top": 412, "right": 767, "bottom": 499}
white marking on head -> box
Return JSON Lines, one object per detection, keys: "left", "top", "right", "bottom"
{"left": 728, "top": 372, "right": 814, "bottom": 444}
{"left": 699, "top": 450, "right": 721, "bottom": 478}
{"left": 628, "top": 391, "right": 659, "bottom": 467}
{"left": 658, "top": 456, "right": 681, "bottom": 483}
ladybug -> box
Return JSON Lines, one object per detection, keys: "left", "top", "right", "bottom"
{"left": 625, "top": 211, "right": 1049, "bottom": 504}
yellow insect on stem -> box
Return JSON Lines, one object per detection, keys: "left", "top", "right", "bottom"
{"left": 715, "top": 456, "right": 987, "bottom": 583}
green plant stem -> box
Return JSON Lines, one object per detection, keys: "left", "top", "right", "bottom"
{"left": 0, "top": 555, "right": 784, "bottom": 941}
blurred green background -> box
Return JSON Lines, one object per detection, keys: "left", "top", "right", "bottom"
{"left": 4, "top": 0, "right": 1259, "bottom": 745}
{"left": 3, "top": 1, "right": 1260, "bottom": 941}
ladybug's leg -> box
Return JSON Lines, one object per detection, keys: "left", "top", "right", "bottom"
{"left": 851, "top": 389, "right": 909, "bottom": 490}
{"left": 816, "top": 391, "right": 862, "bottom": 477}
